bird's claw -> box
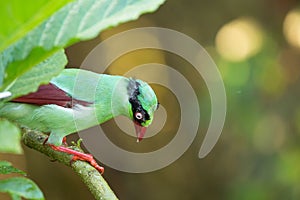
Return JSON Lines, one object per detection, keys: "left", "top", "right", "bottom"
{"left": 45, "top": 142, "right": 104, "bottom": 174}
{"left": 72, "top": 154, "right": 104, "bottom": 174}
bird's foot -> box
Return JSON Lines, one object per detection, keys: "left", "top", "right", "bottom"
{"left": 47, "top": 144, "right": 104, "bottom": 174}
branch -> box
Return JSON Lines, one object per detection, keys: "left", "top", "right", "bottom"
{"left": 21, "top": 129, "right": 118, "bottom": 200}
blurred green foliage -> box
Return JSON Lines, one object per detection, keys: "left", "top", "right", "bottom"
{"left": 0, "top": 0, "right": 71, "bottom": 52}
{"left": 63, "top": 0, "right": 300, "bottom": 200}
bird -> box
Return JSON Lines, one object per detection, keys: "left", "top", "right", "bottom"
{"left": 0, "top": 68, "right": 159, "bottom": 173}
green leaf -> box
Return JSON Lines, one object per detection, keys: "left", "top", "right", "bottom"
{"left": 0, "top": 0, "right": 73, "bottom": 52}
{"left": 0, "top": 119, "right": 22, "bottom": 154}
{"left": 0, "top": 177, "right": 44, "bottom": 200}
{"left": 0, "top": 161, "right": 26, "bottom": 175}
{"left": 0, "top": 0, "right": 166, "bottom": 91}
{"left": 8, "top": 49, "right": 67, "bottom": 99}
{"left": 10, "top": 193, "right": 22, "bottom": 200}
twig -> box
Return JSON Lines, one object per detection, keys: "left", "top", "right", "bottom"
{"left": 21, "top": 129, "right": 118, "bottom": 200}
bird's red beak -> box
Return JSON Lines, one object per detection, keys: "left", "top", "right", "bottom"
{"left": 134, "top": 122, "right": 147, "bottom": 142}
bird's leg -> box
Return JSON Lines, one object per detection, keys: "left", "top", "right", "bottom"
{"left": 44, "top": 137, "right": 104, "bottom": 174}
{"left": 62, "top": 137, "right": 68, "bottom": 146}
{"left": 49, "top": 144, "right": 104, "bottom": 174}
{"left": 44, "top": 136, "right": 68, "bottom": 146}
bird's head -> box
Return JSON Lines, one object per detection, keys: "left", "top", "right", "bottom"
{"left": 127, "top": 78, "right": 158, "bottom": 142}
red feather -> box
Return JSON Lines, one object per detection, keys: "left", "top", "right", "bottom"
{"left": 12, "top": 83, "right": 91, "bottom": 108}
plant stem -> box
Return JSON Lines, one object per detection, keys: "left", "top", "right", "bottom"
{"left": 21, "top": 129, "right": 118, "bottom": 200}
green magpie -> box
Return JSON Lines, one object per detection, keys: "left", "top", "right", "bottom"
{"left": 0, "top": 69, "right": 159, "bottom": 173}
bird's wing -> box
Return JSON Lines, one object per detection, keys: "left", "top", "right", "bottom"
{"left": 50, "top": 68, "right": 101, "bottom": 103}
{"left": 11, "top": 83, "right": 91, "bottom": 108}
{"left": 11, "top": 69, "right": 101, "bottom": 107}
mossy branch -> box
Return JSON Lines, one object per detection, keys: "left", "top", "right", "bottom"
{"left": 21, "top": 129, "right": 118, "bottom": 200}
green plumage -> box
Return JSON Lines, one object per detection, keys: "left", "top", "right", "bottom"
{"left": 0, "top": 69, "right": 158, "bottom": 145}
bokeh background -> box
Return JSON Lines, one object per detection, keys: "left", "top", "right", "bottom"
{"left": 1, "top": 0, "right": 300, "bottom": 199}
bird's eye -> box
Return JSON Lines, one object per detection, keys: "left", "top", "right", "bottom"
{"left": 135, "top": 112, "right": 143, "bottom": 120}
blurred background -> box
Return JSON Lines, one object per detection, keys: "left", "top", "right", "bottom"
{"left": 2, "top": 0, "right": 300, "bottom": 199}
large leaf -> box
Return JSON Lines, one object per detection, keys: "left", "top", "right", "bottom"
{"left": 8, "top": 49, "right": 67, "bottom": 99}
{"left": 0, "top": 119, "right": 22, "bottom": 154}
{"left": 0, "top": 0, "right": 72, "bottom": 52}
{"left": 0, "top": 0, "right": 166, "bottom": 91}
{"left": 0, "top": 177, "right": 44, "bottom": 200}
{"left": 0, "top": 161, "right": 26, "bottom": 175}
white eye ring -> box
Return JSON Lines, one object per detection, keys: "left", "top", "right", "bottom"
{"left": 135, "top": 112, "right": 143, "bottom": 120}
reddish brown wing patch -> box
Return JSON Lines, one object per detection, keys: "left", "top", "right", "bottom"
{"left": 12, "top": 83, "right": 91, "bottom": 108}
